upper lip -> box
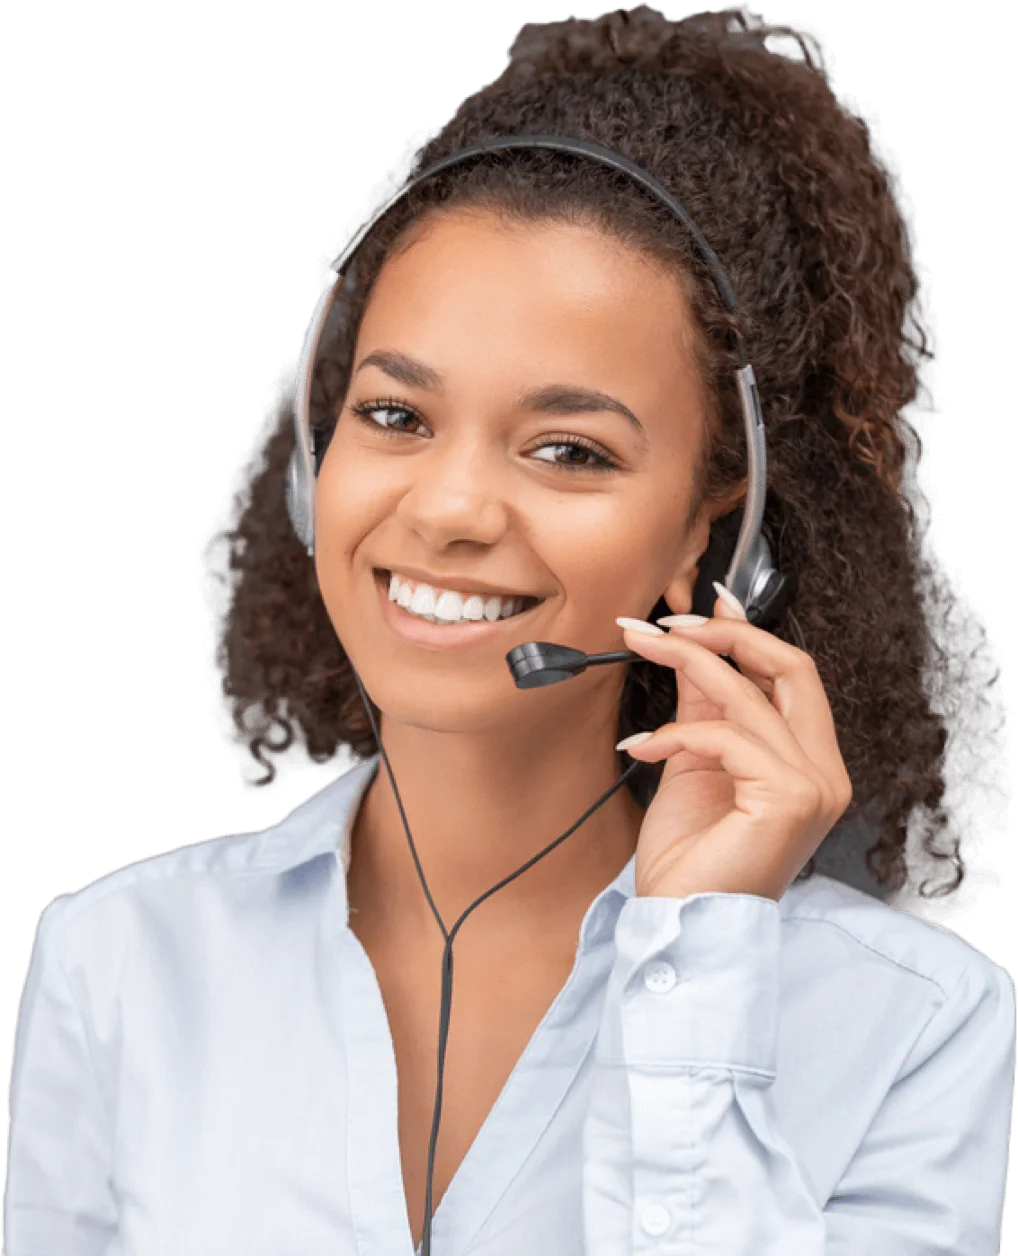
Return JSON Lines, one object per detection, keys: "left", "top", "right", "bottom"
{"left": 378, "top": 564, "right": 543, "bottom": 601}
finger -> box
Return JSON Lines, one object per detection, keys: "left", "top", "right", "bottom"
{"left": 646, "top": 615, "right": 835, "bottom": 747}
{"left": 709, "top": 591, "right": 775, "bottom": 696}
{"left": 620, "top": 623, "right": 842, "bottom": 793}
{"left": 659, "top": 584, "right": 775, "bottom": 694}
{"left": 610, "top": 622, "right": 723, "bottom": 758}
{"left": 619, "top": 719, "right": 829, "bottom": 826}
{"left": 621, "top": 624, "right": 804, "bottom": 767}
{"left": 673, "top": 657, "right": 724, "bottom": 727}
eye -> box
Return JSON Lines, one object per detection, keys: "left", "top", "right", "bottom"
{"left": 346, "top": 404, "right": 419, "bottom": 439}
{"left": 348, "top": 401, "right": 620, "bottom": 474}
{"left": 529, "top": 432, "right": 617, "bottom": 472}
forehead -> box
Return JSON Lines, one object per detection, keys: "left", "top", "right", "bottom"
{"left": 357, "top": 208, "right": 702, "bottom": 390}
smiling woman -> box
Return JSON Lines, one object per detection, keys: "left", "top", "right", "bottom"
{"left": 212, "top": 10, "right": 997, "bottom": 910}
{"left": 5, "top": 7, "right": 1012, "bottom": 1256}
{"left": 194, "top": 7, "right": 1013, "bottom": 1250}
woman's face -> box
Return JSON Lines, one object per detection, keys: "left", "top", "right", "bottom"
{"left": 315, "top": 207, "right": 717, "bottom": 733}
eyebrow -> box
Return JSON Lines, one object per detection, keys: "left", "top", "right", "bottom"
{"left": 353, "top": 349, "right": 648, "bottom": 448}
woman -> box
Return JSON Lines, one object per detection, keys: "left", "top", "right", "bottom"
{"left": 4, "top": 7, "right": 1014, "bottom": 1255}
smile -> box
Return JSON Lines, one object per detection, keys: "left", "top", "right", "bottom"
{"left": 373, "top": 569, "right": 545, "bottom": 650}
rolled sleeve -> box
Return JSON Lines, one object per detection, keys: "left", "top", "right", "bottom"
{"left": 583, "top": 891, "right": 1015, "bottom": 1255}
{"left": 613, "top": 892, "right": 780, "bottom": 1073}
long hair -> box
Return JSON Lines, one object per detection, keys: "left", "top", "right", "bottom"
{"left": 206, "top": 7, "right": 1005, "bottom": 901}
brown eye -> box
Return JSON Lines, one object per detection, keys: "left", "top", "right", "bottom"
{"left": 530, "top": 437, "right": 618, "bottom": 472}
{"left": 349, "top": 400, "right": 426, "bottom": 435}
{"left": 348, "top": 402, "right": 618, "bottom": 473}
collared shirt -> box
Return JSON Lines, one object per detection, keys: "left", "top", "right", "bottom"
{"left": 4, "top": 753, "right": 1015, "bottom": 1255}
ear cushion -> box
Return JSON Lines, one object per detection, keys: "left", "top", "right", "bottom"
{"left": 285, "top": 448, "right": 313, "bottom": 551}
{"left": 691, "top": 508, "right": 793, "bottom": 626}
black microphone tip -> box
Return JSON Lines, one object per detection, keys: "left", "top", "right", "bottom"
{"left": 505, "top": 642, "right": 589, "bottom": 689}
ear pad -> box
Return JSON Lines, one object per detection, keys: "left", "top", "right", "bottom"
{"left": 285, "top": 447, "right": 312, "bottom": 552}
{"left": 690, "top": 507, "right": 793, "bottom": 626}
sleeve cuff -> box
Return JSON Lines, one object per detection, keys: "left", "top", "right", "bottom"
{"left": 609, "top": 892, "right": 781, "bottom": 1077}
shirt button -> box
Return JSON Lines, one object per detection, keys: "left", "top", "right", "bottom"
{"left": 643, "top": 959, "right": 677, "bottom": 993}
{"left": 640, "top": 1203, "right": 671, "bottom": 1236}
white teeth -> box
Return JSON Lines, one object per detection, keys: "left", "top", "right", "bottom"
{"left": 410, "top": 585, "right": 437, "bottom": 617}
{"left": 385, "top": 571, "right": 531, "bottom": 625}
{"left": 434, "top": 590, "right": 464, "bottom": 622}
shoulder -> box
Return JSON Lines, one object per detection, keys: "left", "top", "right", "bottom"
{"left": 779, "top": 872, "right": 1014, "bottom": 1026}
{"left": 44, "top": 821, "right": 316, "bottom": 937}
{"left": 33, "top": 757, "right": 377, "bottom": 981}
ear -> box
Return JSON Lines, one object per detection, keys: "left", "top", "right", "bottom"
{"left": 659, "top": 488, "right": 745, "bottom": 616}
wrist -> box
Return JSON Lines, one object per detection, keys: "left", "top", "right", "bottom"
{"left": 635, "top": 875, "right": 779, "bottom": 902}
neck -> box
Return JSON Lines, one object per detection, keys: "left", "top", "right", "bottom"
{"left": 346, "top": 710, "right": 645, "bottom": 951}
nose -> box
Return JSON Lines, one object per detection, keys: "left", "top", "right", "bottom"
{"left": 394, "top": 437, "right": 510, "bottom": 548}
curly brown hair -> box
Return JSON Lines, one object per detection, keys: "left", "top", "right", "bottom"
{"left": 206, "top": 6, "right": 1005, "bottom": 902}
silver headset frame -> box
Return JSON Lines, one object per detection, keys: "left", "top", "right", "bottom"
{"left": 285, "top": 133, "right": 774, "bottom": 614}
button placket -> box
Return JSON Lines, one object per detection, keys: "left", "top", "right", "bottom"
{"left": 640, "top": 959, "right": 682, "bottom": 1245}
{"left": 634, "top": 963, "right": 678, "bottom": 1243}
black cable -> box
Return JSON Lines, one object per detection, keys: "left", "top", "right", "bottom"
{"left": 349, "top": 666, "right": 642, "bottom": 1255}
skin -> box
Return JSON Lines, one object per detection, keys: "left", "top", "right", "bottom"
{"left": 314, "top": 206, "right": 740, "bottom": 955}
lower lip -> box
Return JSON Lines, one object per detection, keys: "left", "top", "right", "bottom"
{"left": 374, "top": 570, "right": 543, "bottom": 650}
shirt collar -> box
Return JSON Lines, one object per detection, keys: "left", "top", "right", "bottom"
{"left": 252, "top": 753, "right": 637, "bottom": 949}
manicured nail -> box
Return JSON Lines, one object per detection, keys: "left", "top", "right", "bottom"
{"left": 656, "top": 613, "right": 709, "bottom": 628}
{"left": 616, "top": 731, "right": 654, "bottom": 751}
{"left": 712, "top": 581, "right": 747, "bottom": 619}
{"left": 615, "top": 616, "right": 665, "bottom": 635}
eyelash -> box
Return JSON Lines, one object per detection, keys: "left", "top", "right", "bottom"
{"left": 347, "top": 396, "right": 621, "bottom": 473}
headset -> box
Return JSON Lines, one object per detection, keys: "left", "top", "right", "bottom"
{"left": 283, "top": 134, "right": 792, "bottom": 1255}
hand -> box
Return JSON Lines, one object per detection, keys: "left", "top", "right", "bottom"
{"left": 616, "top": 590, "right": 853, "bottom": 902}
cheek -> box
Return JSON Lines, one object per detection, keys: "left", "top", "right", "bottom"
{"left": 313, "top": 443, "right": 390, "bottom": 559}
{"left": 534, "top": 491, "right": 673, "bottom": 611}
{"left": 582, "top": 492, "right": 682, "bottom": 610}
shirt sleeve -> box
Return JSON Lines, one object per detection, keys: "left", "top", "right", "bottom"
{"left": 582, "top": 891, "right": 1016, "bottom": 1255}
{"left": 3, "top": 896, "right": 119, "bottom": 1255}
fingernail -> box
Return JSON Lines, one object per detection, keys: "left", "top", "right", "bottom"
{"left": 616, "top": 731, "right": 654, "bottom": 751}
{"left": 656, "top": 613, "right": 709, "bottom": 628}
{"left": 712, "top": 581, "right": 747, "bottom": 619}
{"left": 615, "top": 616, "right": 665, "bottom": 635}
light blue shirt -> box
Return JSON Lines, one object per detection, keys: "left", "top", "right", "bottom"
{"left": 4, "top": 753, "right": 1016, "bottom": 1255}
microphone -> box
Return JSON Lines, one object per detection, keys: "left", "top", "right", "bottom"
{"left": 505, "top": 637, "right": 743, "bottom": 688}
{"left": 505, "top": 641, "right": 642, "bottom": 688}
